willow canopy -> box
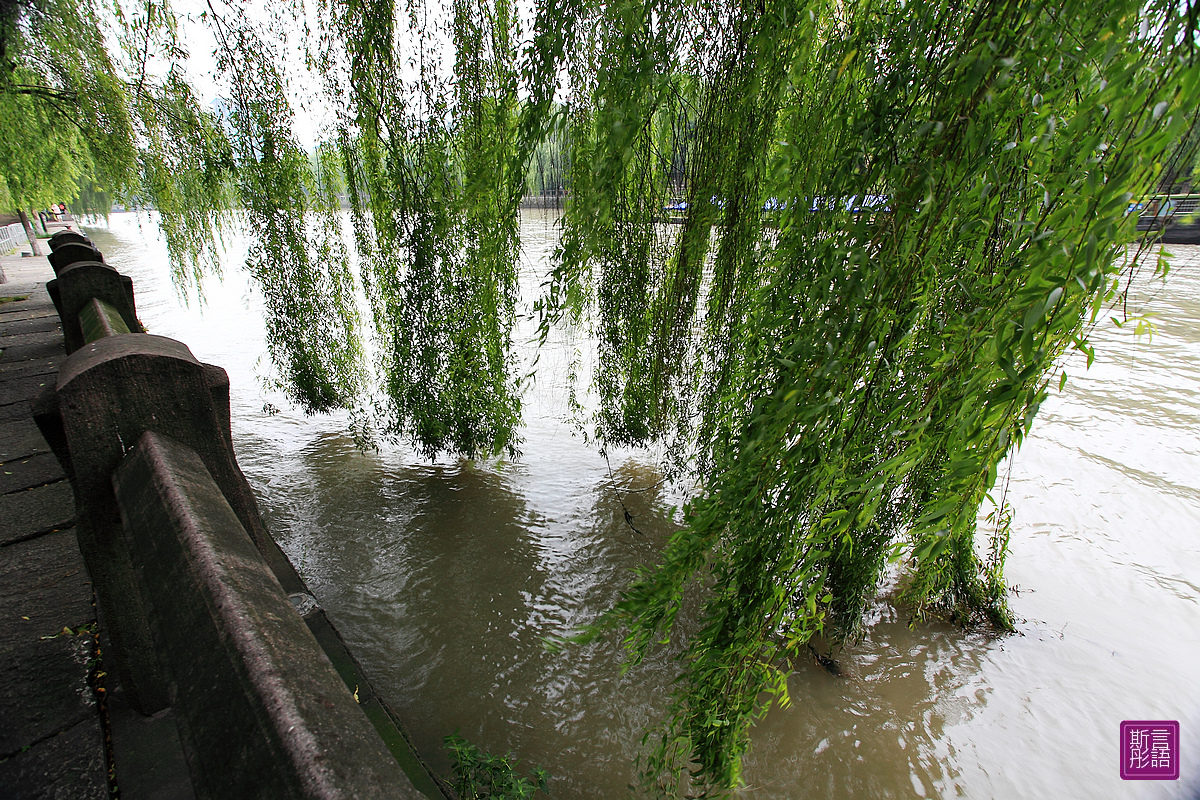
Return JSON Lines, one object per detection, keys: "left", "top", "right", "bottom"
{"left": 3, "top": 0, "right": 1197, "bottom": 794}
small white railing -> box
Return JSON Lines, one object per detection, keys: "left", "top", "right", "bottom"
{"left": 0, "top": 222, "right": 29, "bottom": 254}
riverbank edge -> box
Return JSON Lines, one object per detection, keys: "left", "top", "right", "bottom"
{"left": 0, "top": 238, "right": 450, "bottom": 799}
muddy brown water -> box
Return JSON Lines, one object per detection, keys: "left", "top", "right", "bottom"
{"left": 84, "top": 212, "right": 1199, "bottom": 798}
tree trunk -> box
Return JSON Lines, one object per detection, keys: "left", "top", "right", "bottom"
{"left": 17, "top": 208, "right": 42, "bottom": 256}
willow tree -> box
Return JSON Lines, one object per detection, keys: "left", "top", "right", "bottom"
{"left": 514, "top": 2, "right": 1199, "bottom": 792}
{"left": 7, "top": 0, "right": 1198, "bottom": 795}
{"left": 0, "top": 0, "right": 237, "bottom": 261}
{"left": 275, "top": 1, "right": 1200, "bottom": 791}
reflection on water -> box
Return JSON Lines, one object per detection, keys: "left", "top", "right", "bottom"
{"left": 743, "top": 606, "right": 994, "bottom": 798}
{"left": 82, "top": 213, "right": 1200, "bottom": 798}
{"left": 243, "top": 428, "right": 686, "bottom": 796}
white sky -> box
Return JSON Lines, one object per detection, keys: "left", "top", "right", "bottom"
{"left": 172, "top": 0, "right": 334, "bottom": 149}
{"left": 168, "top": 0, "right": 548, "bottom": 150}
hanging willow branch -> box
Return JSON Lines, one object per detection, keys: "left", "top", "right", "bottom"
{"left": 535, "top": 0, "right": 1199, "bottom": 795}
{"left": 217, "top": 0, "right": 1197, "bottom": 794}
{"left": 307, "top": 0, "right": 525, "bottom": 458}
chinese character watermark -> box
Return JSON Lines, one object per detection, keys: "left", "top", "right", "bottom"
{"left": 1121, "top": 720, "right": 1179, "bottom": 780}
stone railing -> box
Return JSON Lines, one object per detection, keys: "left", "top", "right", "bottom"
{"left": 32, "top": 229, "right": 443, "bottom": 800}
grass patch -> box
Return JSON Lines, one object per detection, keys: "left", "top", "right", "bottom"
{"left": 0, "top": 295, "right": 30, "bottom": 304}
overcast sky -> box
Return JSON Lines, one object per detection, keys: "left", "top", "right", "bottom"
{"left": 172, "top": 0, "right": 333, "bottom": 149}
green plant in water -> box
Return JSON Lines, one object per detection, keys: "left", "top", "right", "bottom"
{"left": 444, "top": 732, "right": 550, "bottom": 800}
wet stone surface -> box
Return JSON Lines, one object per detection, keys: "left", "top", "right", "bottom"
{"left": 0, "top": 356, "right": 63, "bottom": 379}
{"left": 1, "top": 279, "right": 107, "bottom": 800}
{"left": 0, "top": 418, "right": 52, "bottom": 462}
{"left": 0, "top": 481, "right": 75, "bottom": 546}
{"left": 0, "top": 452, "right": 66, "bottom": 493}
{"left": 0, "top": 316, "right": 62, "bottom": 337}
{"left": 0, "top": 529, "right": 96, "bottom": 755}
{"left": 0, "top": 374, "right": 56, "bottom": 407}
{"left": 0, "top": 717, "right": 108, "bottom": 800}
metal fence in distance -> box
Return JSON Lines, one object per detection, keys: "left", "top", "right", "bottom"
{"left": 0, "top": 222, "right": 29, "bottom": 255}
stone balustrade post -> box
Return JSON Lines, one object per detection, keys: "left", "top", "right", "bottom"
{"left": 47, "top": 242, "right": 105, "bottom": 275}
{"left": 46, "top": 261, "right": 141, "bottom": 353}
{"left": 112, "top": 431, "right": 420, "bottom": 800}
{"left": 36, "top": 334, "right": 311, "bottom": 712}
{"left": 28, "top": 237, "right": 441, "bottom": 797}
{"left": 47, "top": 230, "right": 94, "bottom": 251}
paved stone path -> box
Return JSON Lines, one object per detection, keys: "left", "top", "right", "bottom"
{"left": 0, "top": 248, "right": 110, "bottom": 799}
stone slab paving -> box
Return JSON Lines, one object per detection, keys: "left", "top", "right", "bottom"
{"left": 0, "top": 452, "right": 66, "bottom": 494}
{"left": 0, "top": 530, "right": 97, "bottom": 754}
{"left": 1, "top": 269, "right": 110, "bottom": 799}
{"left": 0, "top": 419, "right": 53, "bottom": 462}
{"left": 0, "top": 357, "right": 62, "bottom": 380}
{"left": 0, "top": 331, "right": 65, "bottom": 351}
{"left": 0, "top": 307, "right": 60, "bottom": 323}
{"left": 0, "top": 717, "right": 108, "bottom": 800}
{"left": 0, "top": 373, "right": 56, "bottom": 406}
{"left": 0, "top": 339, "right": 72, "bottom": 365}
{"left": 1, "top": 317, "right": 65, "bottom": 337}
{"left": 0, "top": 482, "right": 76, "bottom": 547}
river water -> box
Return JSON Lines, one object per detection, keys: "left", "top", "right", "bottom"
{"left": 82, "top": 212, "right": 1199, "bottom": 799}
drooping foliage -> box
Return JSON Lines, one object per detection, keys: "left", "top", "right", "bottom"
{"left": 4, "top": 0, "right": 1198, "bottom": 795}
{"left": 310, "top": 0, "right": 526, "bottom": 457}
{"left": 0, "top": 0, "right": 363, "bottom": 405}
{"left": 0, "top": 0, "right": 235, "bottom": 264}
{"left": 204, "top": 2, "right": 365, "bottom": 412}
{"left": 1, "top": 0, "right": 133, "bottom": 212}
{"left": 548, "top": 1, "right": 1200, "bottom": 792}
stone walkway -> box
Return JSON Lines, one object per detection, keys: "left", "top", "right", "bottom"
{"left": 0, "top": 239, "right": 194, "bottom": 800}
{"left": 0, "top": 244, "right": 111, "bottom": 798}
